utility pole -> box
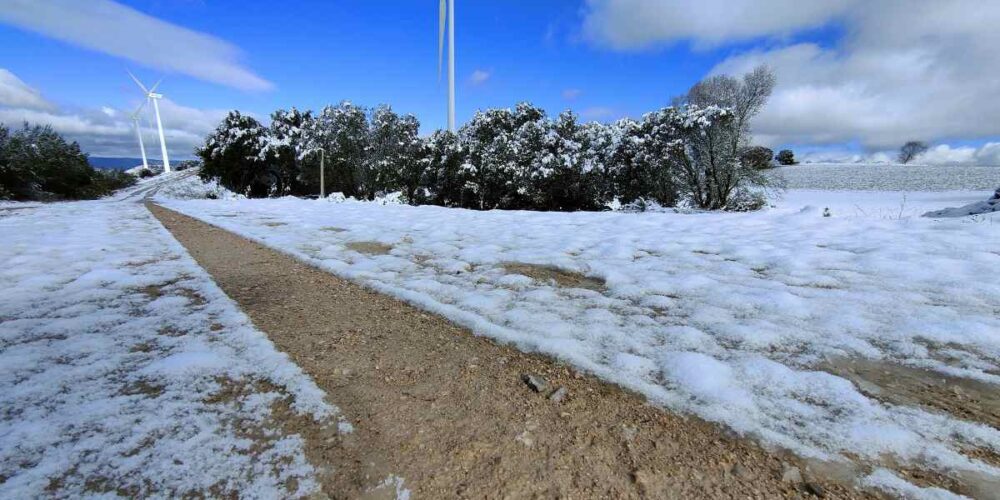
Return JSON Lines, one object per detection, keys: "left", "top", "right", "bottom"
{"left": 319, "top": 149, "right": 325, "bottom": 199}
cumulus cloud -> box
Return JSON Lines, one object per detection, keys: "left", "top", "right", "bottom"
{"left": 583, "top": 0, "right": 1000, "bottom": 149}
{"left": 0, "top": 68, "right": 225, "bottom": 158}
{"left": 0, "top": 68, "right": 53, "bottom": 110}
{"left": 469, "top": 69, "right": 491, "bottom": 86}
{"left": 917, "top": 143, "right": 1000, "bottom": 166}
{"left": 0, "top": 0, "right": 272, "bottom": 91}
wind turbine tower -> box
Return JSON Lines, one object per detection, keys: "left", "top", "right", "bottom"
{"left": 130, "top": 101, "right": 149, "bottom": 171}
{"left": 127, "top": 71, "right": 171, "bottom": 173}
{"left": 439, "top": 0, "right": 456, "bottom": 132}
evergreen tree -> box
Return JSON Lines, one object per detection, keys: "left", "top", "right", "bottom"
{"left": 0, "top": 123, "right": 115, "bottom": 200}
{"left": 417, "top": 130, "right": 467, "bottom": 206}
{"left": 264, "top": 108, "right": 312, "bottom": 196}
{"left": 198, "top": 111, "right": 272, "bottom": 197}
{"left": 367, "top": 105, "right": 422, "bottom": 199}
{"left": 304, "top": 102, "right": 369, "bottom": 198}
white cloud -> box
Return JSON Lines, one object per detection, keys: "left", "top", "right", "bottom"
{"left": 562, "top": 88, "right": 582, "bottom": 100}
{"left": 582, "top": 0, "right": 854, "bottom": 49}
{"left": 0, "top": 0, "right": 272, "bottom": 91}
{"left": 584, "top": 0, "right": 1000, "bottom": 149}
{"left": 917, "top": 143, "right": 1000, "bottom": 166}
{"left": 0, "top": 68, "right": 227, "bottom": 158}
{"left": 469, "top": 69, "right": 491, "bottom": 86}
{"left": 0, "top": 68, "right": 52, "bottom": 110}
{"left": 580, "top": 106, "right": 617, "bottom": 120}
{"left": 795, "top": 143, "right": 1000, "bottom": 166}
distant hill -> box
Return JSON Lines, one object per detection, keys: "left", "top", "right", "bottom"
{"left": 89, "top": 157, "right": 160, "bottom": 171}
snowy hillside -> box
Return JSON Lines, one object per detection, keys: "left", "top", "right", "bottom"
{"left": 159, "top": 188, "right": 1000, "bottom": 496}
{"left": 0, "top": 200, "right": 344, "bottom": 497}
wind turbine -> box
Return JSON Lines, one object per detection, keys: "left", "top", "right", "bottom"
{"left": 438, "top": 0, "right": 456, "bottom": 132}
{"left": 127, "top": 71, "right": 171, "bottom": 173}
{"left": 130, "top": 101, "right": 149, "bottom": 171}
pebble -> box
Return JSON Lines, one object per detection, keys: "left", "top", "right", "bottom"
{"left": 803, "top": 481, "right": 825, "bottom": 498}
{"left": 781, "top": 465, "right": 803, "bottom": 484}
{"left": 730, "top": 463, "right": 750, "bottom": 478}
{"left": 549, "top": 386, "right": 568, "bottom": 402}
{"left": 522, "top": 373, "right": 548, "bottom": 393}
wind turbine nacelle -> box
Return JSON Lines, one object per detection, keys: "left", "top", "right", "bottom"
{"left": 148, "top": 92, "right": 163, "bottom": 99}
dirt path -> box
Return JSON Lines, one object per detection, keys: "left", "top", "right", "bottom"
{"left": 149, "top": 203, "right": 871, "bottom": 499}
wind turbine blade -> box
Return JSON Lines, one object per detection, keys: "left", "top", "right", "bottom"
{"left": 438, "top": 0, "right": 446, "bottom": 80}
{"left": 132, "top": 100, "right": 147, "bottom": 118}
{"left": 127, "top": 70, "right": 149, "bottom": 94}
{"left": 148, "top": 78, "right": 163, "bottom": 94}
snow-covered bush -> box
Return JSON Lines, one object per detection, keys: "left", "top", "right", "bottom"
{"left": 197, "top": 111, "right": 274, "bottom": 197}
{"left": 197, "top": 66, "right": 780, "bottom": 211}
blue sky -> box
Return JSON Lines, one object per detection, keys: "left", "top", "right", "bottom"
{"left": 1, "top": 0, "right": 999, "bottom": 164}
{"left": 0, "top": 1, "right": 722, "bottom": 130}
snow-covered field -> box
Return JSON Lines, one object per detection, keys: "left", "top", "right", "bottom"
{"left": 158, "top": 187, "right": 1000, "bottom": 496}
{"left": 0, "top": 199, "right": 344, "bottom": 497}
{"left": 771, "top": 163, "right": 1000, "bottom": 191}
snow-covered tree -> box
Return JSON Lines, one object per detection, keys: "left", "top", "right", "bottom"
{"left": 898, "top": 141, "right": 928, "bottom": 164}
{"left": 527, "top": 110, "right": 606, "bottom": 211}
{"left": 302, "top": 102, "right": 369, "bottom": 198}
{"left": 776, "top": 149, "right": 797, "bottom": 165}
{"left": 367, "top": 105, "right": 422, "bottom": 199}
{"left": 263, "top": 108, "right": 313, "bottom": 196}
{"left": 417, "top": 130, "right": 467, "bottom": 206}
{"left": 198, "top": 111, "right": 273, "bottom": 197}
{"left": 677, "top": 65, "right": 777, "bottom": 209}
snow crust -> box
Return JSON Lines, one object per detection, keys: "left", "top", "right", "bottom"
{"left": 159, "top": 190, "right": 1000, "bottom": 492}
{"left": 0, "top": 200, "right": 338, "bottom": 497}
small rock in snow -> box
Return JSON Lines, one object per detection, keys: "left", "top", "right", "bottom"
{"left": 522, "top": 373, "right": 548, "bottom": 393}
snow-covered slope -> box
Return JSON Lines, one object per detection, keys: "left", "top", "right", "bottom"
{"left": 0, "top": 200, "right": 343, "bottom": 497}
{"left": 924, "top": 188, "right": 1000, "bottom": 218}
{"left": 159, "top": 192, "right": 1000, "bottom": 495}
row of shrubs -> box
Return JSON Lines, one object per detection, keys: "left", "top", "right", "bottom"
{"left": 206, "top": 107, "right": 782, "bottom": 211}
{"left": 0, "top": 123, "right": 136, "bottom": 201}
{"left": 199, "top": 66, "right": 780, "bottom": 211}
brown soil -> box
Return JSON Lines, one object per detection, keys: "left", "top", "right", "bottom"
{"left": 822, "top": 358, "right": 1000, "bottom": 430}
{"left": 149, "top": 203, "right": 873, "bottom": 499}
{"left": 503, "top": 263, "right": 605, "bottom": 291}
{"left": 822, "top": 357, "right": 1000, "bottom": 498}
{"left": 346, "top": 241, "right": 393, "bottom": 255}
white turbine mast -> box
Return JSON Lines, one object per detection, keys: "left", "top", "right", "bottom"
{"left": 127, "top": 70, "right": 171, "bottom": 173}
{"left": 438, "top": 0, "right": 456, "bottom": 132}
{"left": 129, "top": 101, "right": 149, "bottom": 171}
